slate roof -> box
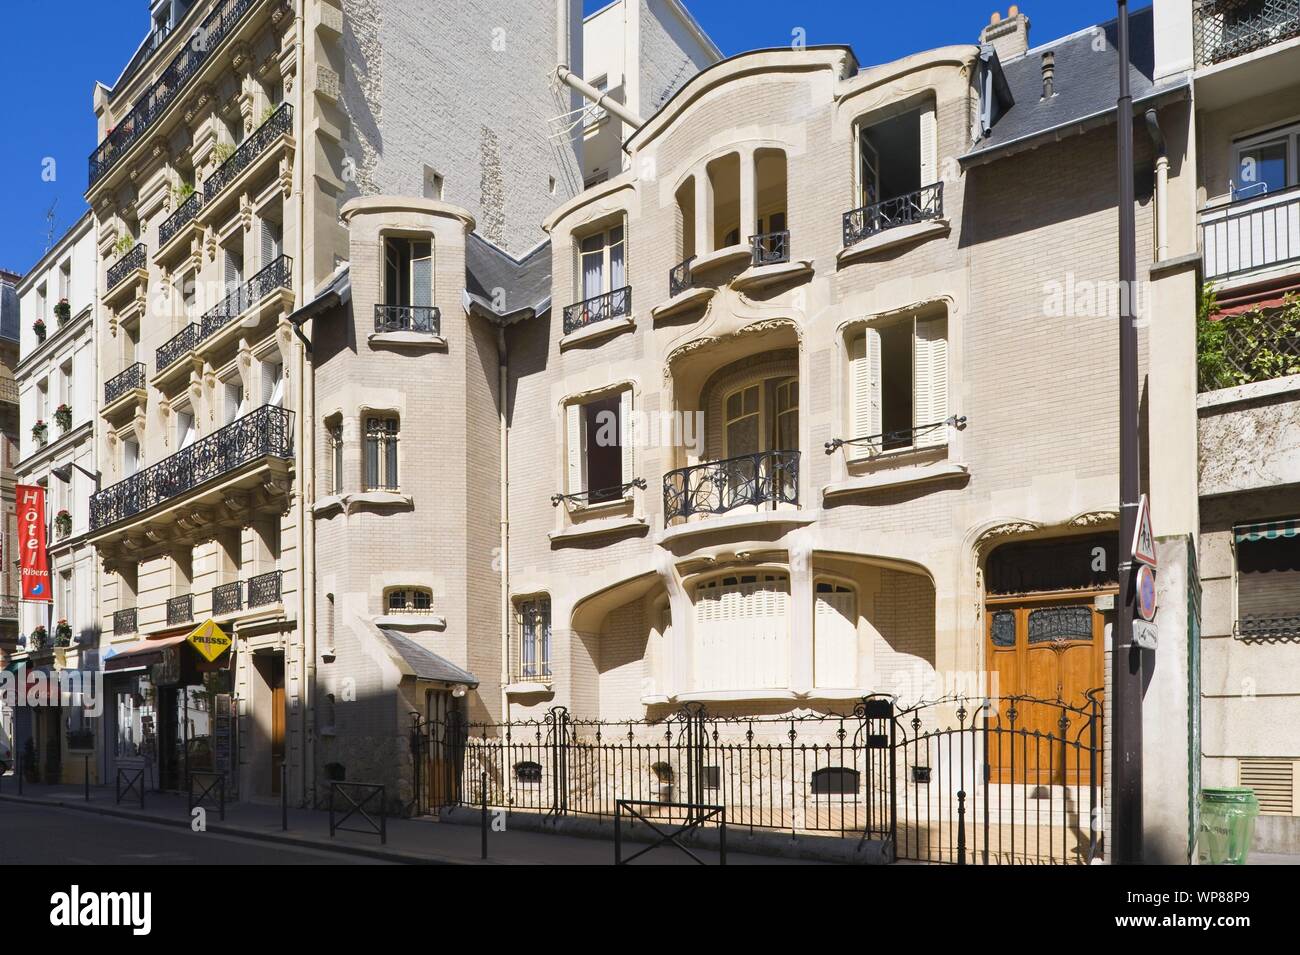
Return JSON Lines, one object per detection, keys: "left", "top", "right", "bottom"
{"left": 378, "top": 628, "right": 480, "bottom": 687}
{"left": 963, "top": 5, "right": 1189, "bottom": 165}
{"left": 464, "top": 232, "right": 552, "bottom": 321}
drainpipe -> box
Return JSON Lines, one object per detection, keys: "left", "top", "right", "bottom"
{"left": 497, "top": 325, "right": 510, "bottom": 722}
{"left": 1145, "top": 108, "right": 1168, "bottom": 261}
{"left": 293, "top": 5, "right": 316, "bottom": 808}
{"left": 554, "top": 0, "right": 645, "bottom": 130}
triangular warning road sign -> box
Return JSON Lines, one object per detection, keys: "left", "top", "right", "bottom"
{"left": 1132, "top": 494, "right": 1157, "bottom": 569}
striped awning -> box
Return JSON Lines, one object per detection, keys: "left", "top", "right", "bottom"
{"left": 1235, "top": 519, "right": 1300, "bottom": 543}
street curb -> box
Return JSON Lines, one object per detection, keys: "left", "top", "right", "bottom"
{"left": 0, "top": 793, "right": 494, "bottom": 866}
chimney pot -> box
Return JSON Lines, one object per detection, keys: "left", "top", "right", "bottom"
{"left": 1041, "top": 50, "right": 1055, "bottom": 98}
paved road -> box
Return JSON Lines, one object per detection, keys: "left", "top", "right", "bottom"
{"left": 0, "top": 802, "right": 391, "bottom": 865}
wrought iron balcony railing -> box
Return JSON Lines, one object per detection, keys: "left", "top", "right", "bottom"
{"left": 1193, "top": 0, "right": 1300, "bottom": 66}
{"left": 156, "top": 322, "right": 203, "bottom": 373}
{"left": 159, "top": 190, "right": 203, "bottom": 247}
{"left": 107, "top": 243, "right": 147, "bottom": 290}
{"left": 114, "top": 608, "right": 138, "bottom": 636}
{"left": 663, "top": 450, "right": 800, "bottom": 525}
{"left": 750, "top": 230, "right": 790, "bottom": 267}
{"left": 844, "top": 181, "right": 945, "bottom": 246}
{"left": 1200, "top": 187, "right": 1300, "bottom": 280}
{"left": 89, "top": 403, "right": 294, "bottom": 531}
{"left": 825, "top": 415, "right": 967, "bottom": 456}
{"left": 167, "top": 593, "right": 194, "bottom": 626}
{"left": 247, "top": 569, "right": 283, "bottom": 608}
{"left": 563, "top": 285, "right": 631, "bottom": 335}
{"left": 204, "top": 103, "right": 294, "bottom": 202}
{"left": 199, "top": 254, "right": 293, "bottom": 341}
{"left": 669, "top": 256, "right": 695, "bottom": 297}
{"left": 551, "top": 478, "right": 646, "bottom": 508}
{"left": 105, "top": 362, "right": 147, "bottom": 405}
{"left": 374, "top": 304, "right": 441, "bottom": 335}
{"left": 89, "top": 0, "right": 258, "bottom": 187}
{"left": 0, "top": 594, "right": 18, "bottom": 619}
{"left": 212, "top": 581, "right": 243, "bottom": 616}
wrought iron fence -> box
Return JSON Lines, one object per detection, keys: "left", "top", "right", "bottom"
{"left": 156, "top": 322, "right": 203, "bottom": 373}
{"left": 200, "top": 254, "right": 293, "bottom": 340}
{"left": 204, "top": 103, "right": 294, "bottom": 202}
{"left": 1193, "top": 0, "right": 1300, "bottom": 65}
{"left": 247, "top": 570, "right": 283, "bottom": 608}
{"left": 663, "top": 450, "right": 799, "bottom": 525}
{"left": 107, "top": 243, "right": 147, "bottom": 290}
{"left": 844, "top": 181, "right": 945, "bottom": 246}
{"left": 669, "top": 256, "right": 695, "bottom": 297}
{"left": 563, "top": 285, "right": 631, "bottom": 335}
{"left": 417, "top": 694, "right": 1103, "bottom": 864}
{"left": 89, "top": 0, "right": 258, "bottom": 186}
{"left": 750, "top": 230, "right": 790, "bottom": 266}
{"left": 105, "top": 362, "right": 146, "bottom": 405}
{"left": 90, "top": 403, "right": 294, "bottom": 530}
{"left": 167, "top": 594, "right": 194, "bottom": 626}
{"left": 113, "top": 608, "right": 138, "bottom": 636}
{"left": 212, "top": 581, "right": 243, "bottom": 616}
{"left": 159, "top": 190, "right": 203, "bottom": 247}
{"left": 374, "top": 304, "right": 441, "bottom": 335}
{"left": 1200, "top": 189, "right": 1300, "bottom": 280}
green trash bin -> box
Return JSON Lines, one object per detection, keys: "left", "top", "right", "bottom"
{"left": 1198, "top": 787, "right": 1259, "bottom": 865}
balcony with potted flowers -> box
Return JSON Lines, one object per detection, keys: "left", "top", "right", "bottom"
{"left": 103, "top": 236, "right": 148, "bottom": 313}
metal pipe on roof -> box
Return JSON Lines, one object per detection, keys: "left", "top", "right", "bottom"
{"left": 555, "top": 0, "right": 645, "bottom": 130}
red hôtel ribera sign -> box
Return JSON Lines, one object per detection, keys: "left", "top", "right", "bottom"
{"left": 18, "top": 484, "right": 51, "bottom": 602}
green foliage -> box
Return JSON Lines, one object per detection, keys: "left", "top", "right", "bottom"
{"left": 212, "top": 141, "right": 236, "bottom": 164}
{"left": 1197, "top": 285, "right": 1300, "bottom": 392}
{"left": 172, "top": 180, "right": 196, "bottom": 202}
{"left": 112, "top": 233, "right": 136, "bottom": 258}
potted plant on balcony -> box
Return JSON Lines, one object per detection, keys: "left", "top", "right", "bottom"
{"left": 54, "top": 403, "right": 72, "bottom": 431}
{"left": 171, "top": 180, "right": 195, "bottom": 203}
{"left": 54, "top": 619, "right": 73, "bottom": 647}
{"left": 29, "top": 625, "right": 48, "bottom": 651}
{"left": 54, "top": 298, "right": 71, "bottom": 325}
{"left": 211, "top": 141, "right": 236, "bottom": 164}
{"left": 32, "top": 420, "right": 47, "bottom": 446}
{"left": 112, "top": 233, "right": 135, "bottom": 260}
{"left": 55, "top": 509, "right": 72, "bottom": 538}
{"left": 33, "top": 318, "right": 46, "bottom": 343}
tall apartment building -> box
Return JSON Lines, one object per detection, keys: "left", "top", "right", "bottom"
{"left": 0, "top": 268, "right": 19, "bottom": 659}
{"left": 8, "top": 213, "right": 101, "bottom": 785}
{"left": 81, "top": 0, "right": 716, "bottom": 806}
{"left": 1165, "top": 0, "right": 1300, "bottom": 853}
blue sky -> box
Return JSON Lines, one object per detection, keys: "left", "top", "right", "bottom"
{"left": 0, "top": 0, "right": 1123, "bottom": 275}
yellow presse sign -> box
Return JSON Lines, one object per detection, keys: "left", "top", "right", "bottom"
{"left": 187, "top": 619, "right": 231, "bottom": 663}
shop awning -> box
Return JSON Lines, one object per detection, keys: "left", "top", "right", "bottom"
{"left": 103, "top": 634, "right": 190, "bottom": 672}
{"left": 1235, "top": 519, "right": 1300, "bottom": 543}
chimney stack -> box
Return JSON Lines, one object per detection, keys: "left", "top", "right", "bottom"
{"left": 980, "top": 6, "right": 1031, "bottom": 61}
{"left": 1040, "top": 50, "right": 1055, "bottom": 98}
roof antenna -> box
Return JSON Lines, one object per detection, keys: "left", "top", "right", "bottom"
{"left": 44, "top": 199, "right": 58, "bottom": 252}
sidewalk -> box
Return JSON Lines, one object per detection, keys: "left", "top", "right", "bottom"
{"left": 0, "top": 778, "right": 825, "bottom": 865}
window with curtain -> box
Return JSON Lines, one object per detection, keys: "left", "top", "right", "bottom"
{"left": 516, "top": 597, "right": 552, "bottom": 679}
{"left": 365, "top": 416, "right": 399, "bottom": 490}
{"left": 579, "top": 224, "right": 625, "bottom": 302}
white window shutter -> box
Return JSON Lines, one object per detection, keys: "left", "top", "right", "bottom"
{"left": 619, "top": 388, "right": 635, "bottom": 491}
{"left": 260, "top": 219, "right": 275, "bottom": 269}
{"left": 914, "top": 316, "right": 949, "bottom": 448}
{"left": 849, "top": 329, "right": 882, "bottom": 458}
{"left": 919, "top": 107, "right": 938, "bottom": 188}
{"left": 566, "top": 403, "right": 583, "bottom": 494}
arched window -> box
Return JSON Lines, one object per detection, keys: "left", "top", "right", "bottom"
{"left": 385, "top": 587, "right": 433, "bottom": 614}
{"left": 515, "top": 761, "right": 543, "bottom": 785}
{"left": 811, "top": 766, "right": 860, "bottom": 796}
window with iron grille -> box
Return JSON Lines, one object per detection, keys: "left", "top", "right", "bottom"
{"left": 365, "top": 416, "right": 399, "bottom": 490}
{"left": 386, "top": 587, "right": 433, "bottom": 614}
{"left": 1235, "top": 521, "right": 1300, "bottom": 638}
{"left": 515, "top": 597, "right": 551, "bottom": 680}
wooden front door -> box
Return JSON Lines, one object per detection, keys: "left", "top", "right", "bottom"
{"left": 985, "top": 594, "right": 1105, "bottom": 784}
{"left": 270, "top": 657, "right": 285, "bottom": 796}
{"left": 426, "top": 691, "right": 451, "bottom": 809}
